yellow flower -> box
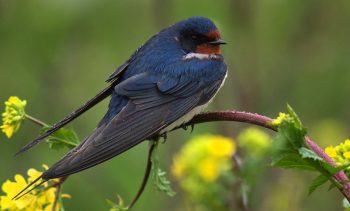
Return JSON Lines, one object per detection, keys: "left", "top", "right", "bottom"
{"left": 325, "top": 146, "right": 337, "bottom": 158}
{"left": 0, "top": 165, "right": 70, "bottom": 211}
{"left": 0, "top": 175, "right": 32, "bottom": 210}
{"left": 171, "top": 135, "right": 235, "bottom": 182}
{"left": 271, "top": 112, "right": 290, "bottom": 126}
{"left": 172, "top": 134, "right": 236, "bottom": 184}
{"left": 1, "top": 96, "right": 27, "bottom": 138}
{"left": 197, "top": 158, "right": 219, "bottom": 182}
{"left": 324, "top": 139, "right": 350, "bottom": 173}
{"left": 208, "top": 135, "right": 236, "bottom": 158}
{"left": 171, "top": 134, "right": 236, "bottom": 210}
{"left": 171, "top": 156, "right": 185, "bottom": 179}
{"left": 344, "top": 152, "right": 350, "bottom": 159}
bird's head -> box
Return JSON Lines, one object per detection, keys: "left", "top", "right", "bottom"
{"left": 176, "top": 16, "right": 226, "bottom": 56}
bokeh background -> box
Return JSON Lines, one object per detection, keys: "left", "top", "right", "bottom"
{"left": 1, "top": 0, "right": 350, "bottom": 210}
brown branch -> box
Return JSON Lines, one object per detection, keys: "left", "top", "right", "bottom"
{"left": 181, "top": 111, "right": 350, "bottom": 201}
{"left": 177, "top": 110, "right": 276, "bottom": 131}
{"left": 48, "top": 110, "right": 350, "bottom": 208}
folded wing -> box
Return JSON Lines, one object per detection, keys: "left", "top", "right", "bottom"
{"left": 42, "top": 72, "right": 222, "bottom": 179}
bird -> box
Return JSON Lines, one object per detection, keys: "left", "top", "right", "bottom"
{"left": 14, "top": 16, "right": 227, "bottom": 198}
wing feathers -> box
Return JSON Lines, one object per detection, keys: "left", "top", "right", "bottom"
{"left": 42, "top": 73, "right": 221, "bottom": 179}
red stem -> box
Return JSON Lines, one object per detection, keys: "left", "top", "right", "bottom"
{"left": 180, "top": 110, "right": 350, "bottom": 201}
{"left": 54, "top": 110, "right": 350, "bottom": 208}
{"left": 305, "top": 138, "right": 350, "bottom": 198}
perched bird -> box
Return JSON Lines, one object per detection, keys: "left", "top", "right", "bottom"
{"left": 15, "top": 16, "right": 227, "bottom": 197}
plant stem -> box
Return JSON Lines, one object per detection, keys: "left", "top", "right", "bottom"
{"left": 179, "top": 111, "right": 350, "bottom": 202}
{"left": 25, "top": 114, "right": 49, "bottom": 127}
{"left": 305, "top": 138, "right": 350, "bottom": 199}
{"left": 51, "top": 177, "right": 68, "bottom": 211}
{"left": 128, "top": 141, "right": 157, "bottom": 210}
{"left": 44, "top": 110, "right": 350, "bottom": 207}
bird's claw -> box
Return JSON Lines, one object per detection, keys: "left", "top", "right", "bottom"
{"left": 160, "top": 133, "right": 167, "bottom": 143}
{"left": 190, "top": 124, "right": 194, "bottom": 133}
{"left": 181, "top": 124, "right": 195, "bottom": 133}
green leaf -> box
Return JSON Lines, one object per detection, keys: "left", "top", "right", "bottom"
{"left": 152, "top": 168, "right": 176, "bottom": 197}
{"left": 150, "top": 141, "right": 176, "bottom": 197}
{"left": 106, "top": 195, "right": 128, "bottom": 211}
{"left": 279, "top": 121, "right": 306, "bottom": 149}
{"left": 319, "top": 161, "right": 338, "bottom": 175}
{"left": 308, "top": 174, "right": 329, "bottom": 195}
{"left": 332, "top": 162, "right": 350, "bottom": 174}
{"left": 298, "top": 147, "right": 323, "bottom": 161}
{"left": 271, "top": 105, "right": 350, "bottom": 197}
{"left": 270, "top": 131, "right": 296, "bottom": 161}
{"left": 272, "top": 153, "right": 316, "bottom": 171}
{"left": 42, "top": 127, "right": 80, "bottom": 150}
{"left": 317, "top": 161, "right": 350, "bottom": 176}
{"left": 273, "top": 105, "right": 307, "bottom": 150}
{"left": 286, "top": 104, "right": 304, "bottom": 130}
{"left": 343, "top": 198, "right": 350, "bottom": 209}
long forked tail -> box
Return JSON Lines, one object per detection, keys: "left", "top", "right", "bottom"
{"left": 12, "top": 175, "right": 47, "bottom": 200}
{"left": 15, "top": 82, "right": 116, "bottom": 156}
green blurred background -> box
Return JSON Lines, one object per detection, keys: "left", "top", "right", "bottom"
{"left": 1, "top": 0, "right": 350, "bottom": 210}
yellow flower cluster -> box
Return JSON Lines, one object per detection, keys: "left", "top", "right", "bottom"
{"left": 172, "top": 134, "right": 236, "bottom": 183}
{"left": 271, "top": 112, "right": 291, "bottom": 126}
{"left": 171, "top": 135, "right": 236, "bottom": 209}
{"left": 325, "top": 139, "right": 350, "bottom": 170}
{"left": 0, "top": 165, "right": 70, "bottom": 211}
{"left": 1, "top": 96, "right": 27, "bottom": 138}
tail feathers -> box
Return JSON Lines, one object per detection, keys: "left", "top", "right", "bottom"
{"left": 15, "top": 82, "right": 116, "bottom": 156}
{"left": 12, "top": 174, "right": 47, "bottom": 200}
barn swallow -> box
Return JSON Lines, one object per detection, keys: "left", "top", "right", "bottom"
{"left": 15, "top": 16, "right": 227, "bottom": 197}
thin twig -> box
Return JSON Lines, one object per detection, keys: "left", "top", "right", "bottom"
{"left": 25, "top": 114, "right": 49, "bottom": 127}
{"left": 128, "top": 142, "right": 157, "bottom": 210}
{"left": 51, "top": 177, "right": 68, "bottom": 211}
{"left": 52, "top": 183, "right": 62, "bottom": 211}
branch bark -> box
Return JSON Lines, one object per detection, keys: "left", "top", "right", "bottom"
{"left": 179, "top": 110, "right": 350, "bottom": 201}
{"left": 129, "top": 110, "right": 350, "bottom": 208}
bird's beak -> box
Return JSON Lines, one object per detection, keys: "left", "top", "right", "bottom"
{"left": 208, "top": 39, "right": 227, "bottom": 45}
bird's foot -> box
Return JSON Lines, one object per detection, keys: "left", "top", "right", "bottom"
{"left": 181, "top": 124, "right": 195, "bottom": 133}
{"left": 190, "top": 124, "right": 194, "bottom": 133}
{"left": 159, "top": 132, "right": 167, "bottom": 143}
